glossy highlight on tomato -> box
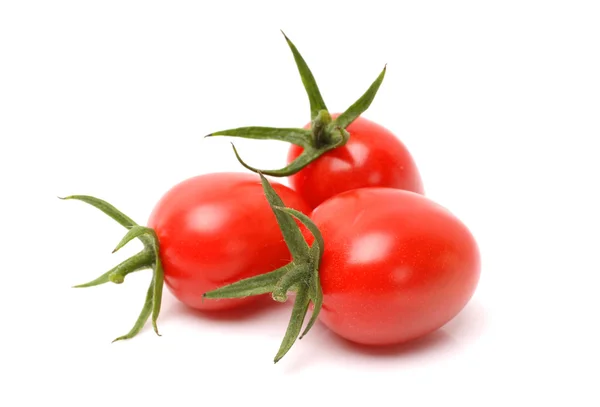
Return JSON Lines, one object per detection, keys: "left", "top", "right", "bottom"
{"left": 148, "top": 172, "right": 311, "bottom": 311}
{"left": 288, "top": 116, "right": 424, "bottom": 208}
{"left": 310, "top": 187, "right": 479, "bottom": 345}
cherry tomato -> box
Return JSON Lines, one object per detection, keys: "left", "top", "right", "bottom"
{"left": 310, "top": 187, "right": 479, "bottom": 345}
{"left": 288, "top": 116, "right": 424, "bottom": 208}
{"left": 148, "top": 173, "right": 311, "bottom": 311}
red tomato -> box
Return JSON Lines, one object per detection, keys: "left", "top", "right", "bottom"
{"left": 147, "top": 173, "right": 311, "bottom": 311}
{"left": 310, "top": 187, "right": 479, "bottom": 345}
{"left": 288, "top": 116, "right": 424, "bottom": 208}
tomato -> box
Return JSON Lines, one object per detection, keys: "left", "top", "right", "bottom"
{"left": 208, "top": 35, "right": 423, "bottom": 208}
{"left": 66, "top": 172, "right": 311, "bottom": 341}
{"left": 288, "top": 115, "right": 424, "bottom": 208}
{"left": 309, "top": 187, "right": 479, "bottom": 345}
{"left": 148, "top": 172, "right": 311, "bottom": 311}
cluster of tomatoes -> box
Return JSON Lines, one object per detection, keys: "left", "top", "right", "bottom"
{"left": 66, "top": 33, "right": 480, "bottom": 363}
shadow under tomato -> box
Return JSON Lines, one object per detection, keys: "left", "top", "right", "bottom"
{"left": 332, "top": 328, "right": 457, "bottom": 358}
{"left": 441, "top": 300, "right": 486, "bottom": 339}
{"left": 280, "top": 326, "right": 460, "bottom": 373}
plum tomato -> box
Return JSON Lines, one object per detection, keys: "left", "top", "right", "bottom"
{"left": 204, "top": 176, "right": 479, "bottom": 361}
{"left": 289, "top": 115, "right": 423, "bottom": 208}
{"left": 311, "top": 188, "right": 480, "bottom": 345}
{"left": 64, "top": 172, "right": 311, "bottom": 341}
{"left": 207, "top": 33, "right": 424, "bottom": 208}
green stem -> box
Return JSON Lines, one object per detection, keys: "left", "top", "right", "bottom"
{"left": 311, "top": 109, "right": 332, "bottom": 147}
{"left": 74, "top": 250, "right": 153, "bottom": 287}
{"left": 62, "top": 195, "right": 165, "bottom": 342}
{"left": 203, "top": 174, "right": 325, "bottom": 363}
{"left": 204, "top": 32, "right": 386, "bottom": 177}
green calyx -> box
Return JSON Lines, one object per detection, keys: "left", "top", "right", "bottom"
{"left": 203, "top": 173, "right": 324, "bottom": 363}
{"left": 205, "top": 31, "right": 386, "bottom": 177}
{"left": 61, "top": 195, "right": 164, "bottom": 342}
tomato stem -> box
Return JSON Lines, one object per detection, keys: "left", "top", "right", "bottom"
{"left": 281, "top": 30, "right": 328, "bottom": 120}
{"left": 203, "top": 174, "right": 324, "bottom": 363}
{"left": 311, "top": 109, "right": 332, "bottom": 147}
{"left": 61, "top": 195, "right": 165, "bottom": 342}
{"left": 204, "top": 32, "right": 386, "bottom": 176}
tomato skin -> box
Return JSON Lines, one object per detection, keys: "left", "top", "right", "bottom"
{"left": 147, "top": 173, "right": 311, "bottom": 311}
{"left": 288, "top": 116, "right": 424, "bottom": 208}
{"left": 310, "top": 188, "right": 480, "bottom": 345}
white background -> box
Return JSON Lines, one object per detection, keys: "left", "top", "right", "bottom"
{"left": 1, "top": 0, "right": 599, "bottom": 405}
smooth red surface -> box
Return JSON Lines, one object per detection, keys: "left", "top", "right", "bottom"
{"left": 288, "top": 116, "right": 424, "bottom": 208}
{"left": 147, "top": 173, "right": 311, "bottom": 311}
{"left": 311, "top": 188, "right": 480, "bottom": 345}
